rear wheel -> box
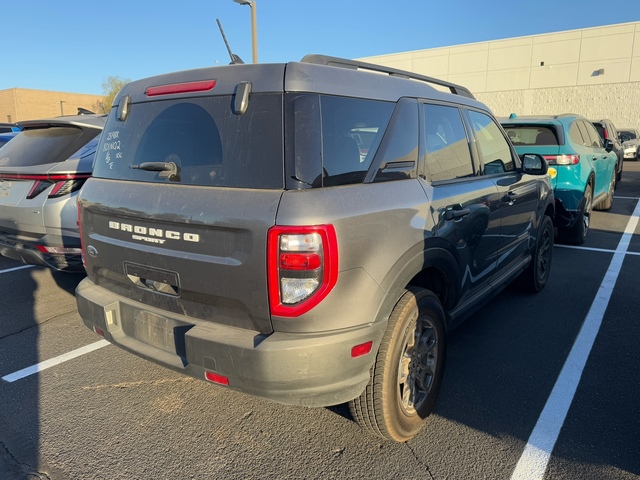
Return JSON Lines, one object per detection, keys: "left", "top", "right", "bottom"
{"left": 594, "top": 172, "right": 615, "bottom": 211}
{"left": 518, "top": 215, "right": 553, "bottom": 292}
{"left": 558, "top": 183, "right": 592, "bottom": 245}
{"left": 349, "top": 287, "right": 446, "bottom": 442}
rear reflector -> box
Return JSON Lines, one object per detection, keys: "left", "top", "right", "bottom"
{"left": 35, "top": 245, "right": 82, "bottom": 255}
{"left": 94, "top": 326, "right": 105, "bottom": 337}
{"left": 146, "top": 80, "right": 216, "bottom": 96}
{"left": 205, "top": 371, "right": 229, "bottom": 386}
{"left": 351, "top": 341, "right": 373, "bottom": 358}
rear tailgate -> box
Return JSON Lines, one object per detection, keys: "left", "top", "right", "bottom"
{"left": 80, "top": 179, "right": 281, "bottom": 334}
{"left": 0, "top": 119, "right": 102, "bottom": 238}
{"left": 0, "top": 162, "right": 48, "bottom": 231}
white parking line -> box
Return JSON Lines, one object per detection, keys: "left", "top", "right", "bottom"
{"left": 511, "top": 199, "right": 640, "bottom": 480}
{"left": 555, "top": 244, "right": 640, "bottom": 256}
{"left": 0, "top": 265, "right": 34, "bottom": 274}
{"left": 1, "top": 340, "right": 110, "bottom": 383}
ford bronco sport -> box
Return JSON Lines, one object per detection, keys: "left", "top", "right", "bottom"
{"left": 75, "top": 55, "right": 554, "bottom": 442}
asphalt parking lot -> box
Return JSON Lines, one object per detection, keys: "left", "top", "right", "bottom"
{"left": 1, "top": 161, "right": 639, "bottom": 480}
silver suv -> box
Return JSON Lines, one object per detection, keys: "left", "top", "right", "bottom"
{"left": 0, "top": 114, "right": 104, "bottom": 271}
{"left": 75, "top": 55, "right": 554, "bottom": 442}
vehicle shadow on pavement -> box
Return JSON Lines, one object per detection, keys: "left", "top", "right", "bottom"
{"left": 49, "top": 270, "right": 86, "bottom": 295}
{"left": 325, "top": 403, "right": 353, "bottom": 421}
{"left": 0, "top": 266, "right": 82, "bottom": 479}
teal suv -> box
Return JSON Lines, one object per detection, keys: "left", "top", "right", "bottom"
{"left": 500, "top": 114, "right": 617, "bottom": 244}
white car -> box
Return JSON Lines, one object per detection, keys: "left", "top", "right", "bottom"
{"left": 619, "top": 128, "right": 640, "bottom": 161}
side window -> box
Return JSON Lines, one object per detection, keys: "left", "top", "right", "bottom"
{"left": 372, "top": 98, "right": 419, "bottom": 183}
{"left": 468, "top": 110, "right": 515, "bottom": 174}
{"left": 583, "top": 121, "right": 603, "bottom": 148}
{"left": 319, "top": 96, "right": 395, "bottom": 187}
{"left": 423, "top": 104, "right": 473, "bottom": 182}
{"left": 590, "top": 122, "right": 605, "bottom": 143}
{"left": 575, "top": 121, "right": 591, "bottom": 146}
{"left": 569, "top": 121, "right": 585, "bottom": 145}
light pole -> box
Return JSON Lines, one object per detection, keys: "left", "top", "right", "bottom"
{"left": 233, "top": 0, "right": 258, "bottom": 63}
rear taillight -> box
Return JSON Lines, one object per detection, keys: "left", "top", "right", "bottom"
{"left": 267, "top": 225, "right": 338, "bottom": 317}
{"left": 48, "top": 177, "right": 87, "bottom": 197}
{"left": 544, "top": 154, "right": 579, "bottom": 165}
{"left": 0, "top": 173, "right": 90, "bottom": 199}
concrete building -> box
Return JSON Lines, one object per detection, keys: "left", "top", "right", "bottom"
{"left": 360, "top": 21, "right": 640, "bottom": 129}
{"left": 0, "top": 88, "right": 105, "bottom": 123}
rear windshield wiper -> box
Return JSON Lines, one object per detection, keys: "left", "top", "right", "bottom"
{"left": 131, "top": 162, "right": 180, "bottom": 181}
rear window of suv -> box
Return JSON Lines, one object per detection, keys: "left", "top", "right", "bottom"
{"left": 0, "top": 127, "right": 86, "bottom": 167}
{"left": 94, "top": 95, "right": 284, "bottom": 189}
{"left": 502, "top": 125, "right": 559, "bottom": 146}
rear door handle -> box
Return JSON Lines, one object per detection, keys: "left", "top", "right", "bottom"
{"left": 502, "top": 192, "right": 517, "bottom": 205}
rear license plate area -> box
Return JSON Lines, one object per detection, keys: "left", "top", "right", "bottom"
{"left": 133, "top": 311, "right": 192, "bottom": 357}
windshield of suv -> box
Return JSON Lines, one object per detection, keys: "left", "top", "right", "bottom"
{"left": 93, "top": 95, "right": 283, "bottom": 189}
{"left": 0, "top": 126, "right": 85, "bottom": 167}
{"left": 503, "top": 125, "right": 559, "bottom": 146}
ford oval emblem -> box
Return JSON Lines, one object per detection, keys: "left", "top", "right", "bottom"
{"left": 87, "top": 245, "right": 98, "bottom": 257}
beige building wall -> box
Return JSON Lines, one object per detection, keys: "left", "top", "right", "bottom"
{"left": 360, "top": 21, "right": 640, "bottom": 128}
{"left": 0, "top": 88, "right": 105, "bottom": 123}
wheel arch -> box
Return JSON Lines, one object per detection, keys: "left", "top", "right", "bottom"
{"left": 378, "top": 246, "right": 460, "bottom": 332}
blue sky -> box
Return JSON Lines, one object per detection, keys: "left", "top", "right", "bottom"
{"left": 3, "top": 0, "right": 640, "bottom": 95}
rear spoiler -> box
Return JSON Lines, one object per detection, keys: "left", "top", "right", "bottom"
{"left": 301, "top": 54, "right": 475, "bottom": 100}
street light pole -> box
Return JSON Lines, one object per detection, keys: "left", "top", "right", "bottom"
{"left": 233, "top": 0, "right": 258, "bottom": 63}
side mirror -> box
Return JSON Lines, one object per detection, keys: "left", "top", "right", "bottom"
{"left": 521, "top": 153, "right": 548, "bottom": 175}
{"left": 603, "top": 138, "right": 614, "bottom": 152}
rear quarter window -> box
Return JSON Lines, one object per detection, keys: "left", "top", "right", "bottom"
{"left": 285, "top": 94, "right": 395, "bottom": 188}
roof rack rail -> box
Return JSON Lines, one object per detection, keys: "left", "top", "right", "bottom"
{"left": 301, "top": 54, "right": 475, "bottom": 100}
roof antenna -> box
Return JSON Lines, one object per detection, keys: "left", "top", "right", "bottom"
{"left": 216, "top": 18, "right": 244, "bottom": 65}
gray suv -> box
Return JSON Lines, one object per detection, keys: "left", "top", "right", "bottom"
{"left": 0, "top": 114, "right": 104, "bottom": 271}
{"left": 75, "top": 55, "right": 554, "bottom": 442}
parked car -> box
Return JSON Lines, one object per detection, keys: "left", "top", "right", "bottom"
{"left": 501, "top": 114, "right": 617, "bottom": 244}
{"left": 0, "top": 122, "right": 21, "bottom": 134}
{"left": 591, "top": 119, "right": 623, "bottom": 181}
{"left": 0, "top": 114, "right": 105, "bottom": 271}
{"left": 75, "top": 55, "right": 554, "bottom": 442}
{"left": 618, "top": 128, "right": 640, "bottom": 161}
{"left": 0, "top": 131, "right": 18, "bottom": 148}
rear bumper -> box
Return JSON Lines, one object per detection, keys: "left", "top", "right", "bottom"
{"left": 0, "top": 232, "right": 83, "bottom": 272}
{"left": 75, "top": 277, "right": 385, "bottom": 407}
